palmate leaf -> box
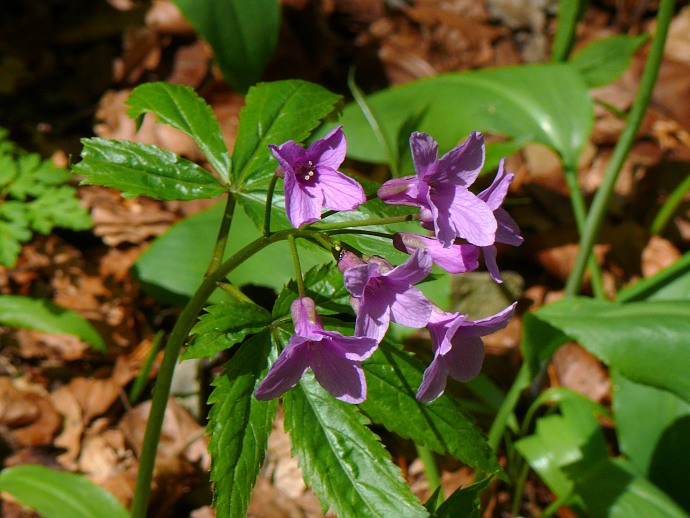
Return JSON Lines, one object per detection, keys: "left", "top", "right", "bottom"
{"left": 75, "top": 138, "right": 226, "bottom": 201}
{"left": 359, "top": 341, "right": 501, "bottom": 476}
{"left": 207, "top": 331, "right": 278, "bottom": 517}
{"left": 182, "top": 300, "right": 274, "bottom": 360}
{"left": 126, "top": 83, "right": 232, "bottom": 184}
{"left": 232, "top": 80, "right": 342, "bottom": 189}
{"left": 283, "top": 370, "right": 428, "bottom": 518}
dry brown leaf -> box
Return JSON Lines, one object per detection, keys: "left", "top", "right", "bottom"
{"left": 51, "top": 385, "right": 85, "bottom": 470}
{"left": 551, "top": 342, "right": 611, "bottom": 404}
{"left": 145, "top": 0, "right": 194, "bottom": 35}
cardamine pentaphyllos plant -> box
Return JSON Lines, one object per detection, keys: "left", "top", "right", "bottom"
{"left": 73, "top": 80, "right": 522, "bottom": 518}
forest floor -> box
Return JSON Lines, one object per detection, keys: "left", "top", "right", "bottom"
{"left": 1, "top": 1, "right": 690, "bottom": 516}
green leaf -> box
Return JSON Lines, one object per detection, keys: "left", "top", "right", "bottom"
{"left": 360, "top": 342, "right": 501, "bottom": 476}
{"left": 570, "top": 34, "right": 648, "bottom": 88}
{"left": 126, "top": 83, "right": 232, "bottom": 183}
{"left": 26, "top": 187, "right": 92, "bottom": 234}
{"left": 0, "top": 464, "right": 129, "bottom": 518}
{"left": 283, "top": 371, "right": 428, "bottom": 517}
{"left": 5, "top": 152, "right": 71, "bottom": 200}
{"left": 183, "top": 300, "right": 273, "bottom": 360}
{"left": 551, "top": 0, "right": 589, "bottom": 61}
{"left": 613, "top": 372, "right": 690, "bottom": 511}
{"left": 232, "top": 80, "right": 341, "bottom": 188}
{"left": 172, "top": 0, "right": 280, "bottom": 94}
{"left": 133, "top": 202, "right": 331, "bottom": 305}
{"left": 0, "top": 218, "right": 31, "bottom": 268}
{"left": 528, "top": 297, "right": 690, "bottom": 404}
{"left": 0, "top": 295, "right": 105, "bottom": 352}
{"left": 324, "top": 63, "right": 592, "bottom": 169}
{"left": 568, "top": 458, "right": 690, "bottom": 518}
{"left": 75, "top": 138, "right": 226, "bottom": 201}
{"left": 432, "top": 474, "right": 494, "bottom": 518}
{"left": 207, "top": 331, "right": 278, "bottom": 517}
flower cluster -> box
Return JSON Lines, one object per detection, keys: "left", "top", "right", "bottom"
{"left": 257, "top": 129, "right": 522, "bottom": 403}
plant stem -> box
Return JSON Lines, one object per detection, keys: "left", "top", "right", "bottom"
{"left": 130, "top": 229, "right": 297, "bottom": 518}
{"left": 311, "top": 213, "right": 417, "bottom": 231}
{"left": 565, "top": 0, "right": 676, "bottom": 296}
{"left": 488, "top": 363, "right": 530, "bottom": 451}
{"left": 205, "top": 195, "right": 236, "bottom": 276}
{"left": 650, "top": 167, "right": 690, "bottom": 235}
{"left": 562, "top": 164, "right": 606, "bottom": 299}
{"left": 288, "top": 235, "right": 306, "bottom": 297}
{"left": 616, "top": 249, "right": 690, "bottom": 302}
{"left": 264, "top": 174, "right": 280, "bottom": 236}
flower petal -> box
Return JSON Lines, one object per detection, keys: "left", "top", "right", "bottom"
{"left": 410, "top": 132, "right": 439, "bottom": 180}
{"left": 436, "top": 131, "right": 484, "bottom": 186}
{"left": 385, "top": 248, "right": 433, "bottom": 286}
{"left": 443, "top": 188, "right": 497, "bottom": 247}
{"left": 482, "top": 245, "right": 502, "bottom": 283}
{"left": 284, "top": 171, "right": 323, "bottom": 228}
{"left": 416, "top": 356, "right": 449, "bottom": 403}
{"left": 269, "top": 141, "right": 304, "bottom": 176}
{"left": 291, "top": 297, "right": 323, "bottom": 337}
{"left": 318, "top": 168, "right": 366, "bottom": 212}
{"left": 495, "top": 207, "right": 524, "bottom": 246}
{"left": 308, "top": 126, "right": 347, "bottom": 171}
{"left": 311, "top": 350, "right": 367, "bottom": 404}
{"left": 355, "top": 294, "right": 391, "bottom": 342}
{"left": 478, "top": 160, "right": 511, "bottom": 211}
{"left": 318, "top": 330, "right": 378, "bottom": 361}
{"left": 377, "top": 176, "right": 420, "bottom": 206}
{"left": 389, "top": 286, "right": 432, "bottom": 329}
{"left": 458, "top": 302, "right": 517, "bottom": 338}
{"left": 255, "top": 340, "right": 310, "bottom": 400}
{"left": 445, "top": 335, "right": 485, "bottom": 382}
{"left": 343, "top": 263, "right": 378, "bottom": 298}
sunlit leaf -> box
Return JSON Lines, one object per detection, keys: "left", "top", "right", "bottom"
{"left": 0, "top": 465, "right": 128, "bottom": 518}
{"left": 0, "top": 295, "right": 105, "bottom": 352}
{"left": 569, "top": 34, "right": 648, "bottom": 87}
{"left": 126, "top": 83, "right": 232, "bottom": 183}
{"left": 75, "top": 138, "right": 225, "bottom": 201}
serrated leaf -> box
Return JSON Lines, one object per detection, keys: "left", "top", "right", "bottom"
{"left": 6, "top": 152, "right": 71, "bottom": 200}
{"left": 0, "top": 464, "right": 128, "bottom": 518}
{"left": 26, "top": 186, "right": 92, "bottom": 234}
{"left": 432, "top": 474, "right": 494, "bottom": 518}
{"left": 324, "top": 63, "right": 592, "bottom": 170}
{"left": 283, "top": 371, "right": 428, "bottom": 518}
{"left": 207, "top": 331, "right": 278, "bottom": 517}
{"left": 526, "top": 297, "right": 690, "bottom": 404}
{"left": 232, "top": 80, "right": 341, "bottom": 188}
{"left": 183, "top": 300, "right": 273, "bottom": 360}
{"left": 75, "top": 137, "right": 226, "bottom": 201}
{"left": 272, "top": 263, "right": 352, "bottom": 318}
{"left": 0, "top": 295, "right": 105, "bottom": 351}
{"left": 359, "top": 342, "right": 501, "bottom": 475}
{"left": 126, "top": 83, "right": 232, "bottom": 183}
{"left": 0, "top": 218, "right": 31, "bottom": 268}
{"left": 172, "top": 0, "right": 280, "bottom": 94}
{"left": 570, "top": 34, "right": 648, "bottom": 88}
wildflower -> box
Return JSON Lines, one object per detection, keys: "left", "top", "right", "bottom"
{"left": 377, "top": 132, "right": 496, "bottom": 247}
{"left": 477, "top": 159, "right": 523, "bottom": 283}
{"left": 416, "top": 303, "right": 516, "bottom": 403}
{"left": 392, "top": 232, "right": 479, "bottom": 275}
{"left": 343, "top": 248, "right": 433, "bottom": 343}
{"left": 269, "top": 126, "right": 366, "bottom": 228}
{"left": 255, "top": 297, "right": 377, "bottom": 404}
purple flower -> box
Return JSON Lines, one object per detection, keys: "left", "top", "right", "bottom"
{"left": 343, "top": 249, "right": 433, "bottom": 343}
{"left": 255, "top": 297, "right": 378, "bottom": 404}
{"left": 416, "top": 303, "right": 516, "bottom": 403}
{"left": 393, "top": 232, "right": 479, "bottom": 275}
{"left": 477, "top": 159, "right": 523, "bottom": 283}
{"left": 377, "top": 132, "right": 497, "bottom": 247}
{"left": 269, "top": 126, "right": 366, "bottom": 228}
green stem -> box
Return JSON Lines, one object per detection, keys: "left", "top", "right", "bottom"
{"left": 264, "top": 174, "right": 280, "bottom": 236}
{"left": 488, "top": 363, "right": 530, "bottom": 451}
{"left": 415, "top": 444, "right": 443, "bottom": 499}
{"left": 205, "top": 194, "right": 236, "bottom": 276}
{"left": 130, "top": 228, "right": 299, "bottom": 518}
{"left": 311, "top": 213, "right": 417, "bottom": 232}
{"left": 128, "top": 331, "right": 164, "bottom": 405}
{"left": 617, "top": 249, "right": 690, "bottom": 302}
{"left": 565, "top": 0, "right": 676, "bottom": 296}
{"left": 510, "top": 461, "right": 531, "bottom": 517}
{"left": 288, "top": 235, "right": 306, "bottom": 297}
{"left": 562, "top": 164, "right": 606, "bottom": 299}
{"left": 650, "top": 168, "right": 690, "bottom": 235}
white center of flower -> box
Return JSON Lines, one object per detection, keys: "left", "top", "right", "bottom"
{"left": 300, "top": 161, "right": 316, "bottom": 182}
